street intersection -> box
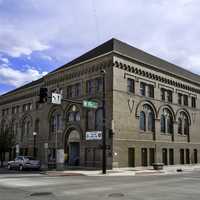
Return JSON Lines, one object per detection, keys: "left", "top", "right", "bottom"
{"left": 0, "top": 170, "right": 200, "bottom": 200}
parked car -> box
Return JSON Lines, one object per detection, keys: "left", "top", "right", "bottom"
{"left": 7, "top": 156, "right": 41, "bottom": 171}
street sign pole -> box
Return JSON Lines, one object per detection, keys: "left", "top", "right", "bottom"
{"left": 101, "top": 69, "right": 106, "bottom": 174}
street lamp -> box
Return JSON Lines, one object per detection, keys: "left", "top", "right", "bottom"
{"left": 33, "top": 132, "right": 37, "bottom": 158}
{"left": 101, "top": 69, "right": 106, "bottom": 174}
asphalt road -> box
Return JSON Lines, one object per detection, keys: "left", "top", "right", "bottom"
{"left": 0, "top": 170, "right": 200, "bottom": 200}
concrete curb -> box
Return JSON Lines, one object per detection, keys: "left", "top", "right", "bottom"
{"left": 40, "top": 164, "right": 200, "bottom": 177}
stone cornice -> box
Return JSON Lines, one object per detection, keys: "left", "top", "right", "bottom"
{"left": 114, "top": 60, "right": 200, "bottom": 94}
{"left": 113, "top": 51, "right": 200, "bottom": 87}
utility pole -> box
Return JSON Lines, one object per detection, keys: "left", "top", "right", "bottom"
{"left": 101, "top": 69, "right": 106, "bottom": 174}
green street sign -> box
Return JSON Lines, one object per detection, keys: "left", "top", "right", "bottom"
{"left": 83, "top": 100, "right": 98, "bottom": 109}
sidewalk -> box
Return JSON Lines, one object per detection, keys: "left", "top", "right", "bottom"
{"left": 43, "top": 164, "right": 200, "bottom": 177}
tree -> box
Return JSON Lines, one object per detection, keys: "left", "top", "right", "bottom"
{"left": 0, "top": 127, "right": 15, "bottom": 167}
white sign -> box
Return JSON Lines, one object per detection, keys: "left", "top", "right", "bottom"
{"left": 52, "top": 93, "right": 62, "bottom": 104}
{"left": 44, "top": 143, "right": 48, "bottom": 149}
{"left": 86, "top": 131, "right": 102, "bottom": 140}
{"left": 16, "top": 144, "right": 19, "bottom": 153}
{"left": 56, "top": 149, "right": 64, "bottom": 164}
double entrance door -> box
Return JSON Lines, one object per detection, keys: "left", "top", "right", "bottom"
{"left": 68, "top": 142, "right": 80, "bottom": 166}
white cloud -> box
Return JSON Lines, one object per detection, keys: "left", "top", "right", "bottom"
{"left": 0, "top": 64, "right": 48, "bottom": 87}
{"left": 0, "top": 55, "right": 9, "bottom": 64}
{"left": 0, "top": 25, "right": 49, "bottom": 57}
{"left": 1, "top": 58, "right": 9, "bottom": 64}
{"left": 41, "top": 54, "right": 53, "bottom": 61}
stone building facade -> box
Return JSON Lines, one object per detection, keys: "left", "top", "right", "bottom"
{"left": 0, "top": 38, "right": 200, "bottom": 168}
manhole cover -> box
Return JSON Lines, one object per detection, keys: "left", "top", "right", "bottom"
{"left": 30, "top": 192, "right": 52, "bottom": 196}
{"left": 108, "top": 193, "right": 125, "bottom": 198}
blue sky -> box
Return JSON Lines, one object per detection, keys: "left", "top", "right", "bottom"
{"left": 0, "top": 0, "right": 200, "bottom": 94}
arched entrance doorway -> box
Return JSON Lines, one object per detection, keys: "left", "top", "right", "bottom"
{"left": 65, "top": 129, "right": 81, "bottom": 166}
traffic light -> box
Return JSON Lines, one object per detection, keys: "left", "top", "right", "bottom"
{"left": 39, "top": 88, "right": 48, "bottom": 103}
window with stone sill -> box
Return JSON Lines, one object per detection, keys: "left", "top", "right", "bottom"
{"left": 96, "top": 77, "right": 103, "bottom": 93}
{"left": 66, "top": 105, "right": 81, "bottom": 122}
{"left": 140, "top": 82, "right": 154, "bottom": 98}
{"left": 160, "top": 109, "right": 173, "bottom": 134}
{"left": 127, "top": 78, "right": 135, "bottom": 94}
{"left": 50, "top": 113, "right": 62, "bottom": 134}
{"left": 191, "top": 97, "right": 196, "bottom": 108}
{"left": 86, "top": 77, "right": 103, "bottom": 95}
{"left": 139, "top": 105, "right": 155, "bottom": 133}
{"left": 160, "top": 88, "right": 173, "bottom": 103}
{"left": 95, "top": 108, "right": 103, "bottom": 131}
{"left": 178, "top": 112, "right": 190, "bottom": 135}
{"left": 86, "top": 79, "right": 95, "bottom": 95}
{"left": 178, "top": 93, "right": 182, "bottom": 105}
{"left": 140, "top": 82, "right": 146, "bottom": 96}
{"left": 67, "top": 83, "right": 81, "bottom": 98}
{"left": 183, "top": 95, "right": 188, "bottom": 106}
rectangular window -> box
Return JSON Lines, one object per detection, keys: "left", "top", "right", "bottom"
{"left": 96, "top": 78, "right": 103, "bottom": 93}
{"left": 191, "top": 97, "right": 196, "bottom": 108}
{"left": 186, "top": 149, "right": 190, "bottom": 164}
{"left": 149, "top": 148, "right": 155, "bottom": 166}
{"left": 23, "top": 105, "right": 26, "bottom": 112}
{"left": 75, "top": 83, "right": 81, "bottom": 97}
{"left": 167, "top": 90, "right": 173, "bottom": 103}
{"left": 12, "top": 107, "right": 15, "bottom": 114}
{"left": 178, "top": 93, "right": 182, "bottom": 105}
{"left": 87, "top": 80, "right": 95, "bottom": 95}
{"left": 17, "top": 106, "right": 19, "bottom": 113}
{"left": 180, "top": 149, "right": 184, "bottom": 164}
{"left": 67, "top": 86, "right": 72, "bottom": 98}
{"left": 183, "top": 95, "right": 188, "bottom": 106}
{"left": 140, "top": 82, "right": 146, "bottom": 96}
{"left": 162, "top": 148, "right": 168, "bottom": 165}
{"left": 29, "top": 103, "right": 32, "bottom": 110}
{"left": 148, "top": 85, "right": 154, "bottom": 98}
{"left": 141, "top": 148, "right": 148, "bottom": 166}
{"left": 169, "top": 149, "right": 174, "bottom": 165}
{"left": 127, "top": 78, "right": 135, "bottom": 93}
{"left": 194, "top": 149, "right": 198, "bottom": 164}
{"left": 161, "top": 88, "right": 165, "bottom": 101}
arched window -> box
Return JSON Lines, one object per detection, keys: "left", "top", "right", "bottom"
{"left": 26, "top": 121, "right": 30, "bottom": 136}
{"left": 160, "top": 115, "right": 165, "bottom": 133}
{"left": 139, "top": 104, "right": 155, "bottom": 133}
{"left": 148, "top": 111, "right": 155, "bottom": 132}
{"left": 75, "top": 112, "right": 80, "bottom": 121}
{"left": 50, "top": 115, "right": 56, "bottom": 132}
{"left": 68, "top": 112, "right": 74, "bottom": 122}
{"left": 50, "top": 113, "right": 62, "bottom": 132}
{"left": 167, "top": 116, "right": 173, "bottom": 134}
{"left": 87, "top": 110, "right": 94, "bottom": 130}
{"left": 177, "top": 112, "right": 190, "bottom": 135}
{"left": 160, "top": 109, "right": 173, "bottom": 134}
{"left": 95, "top": 108, "right": 103, "bottom": 131}
{"left": 140, "top": 111, "right": 146, "bottom": 131}
{"left": 21, "top": 123, "right": 25, "bottom": 141}
{"left": 178, "top": 118, "right": 182, "bottom": 134}
{"left": 184, "top": 117, "right": 189, "bottom": 135}
{"left": 67, "top": 105, "right": 80, "bottom": 122}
